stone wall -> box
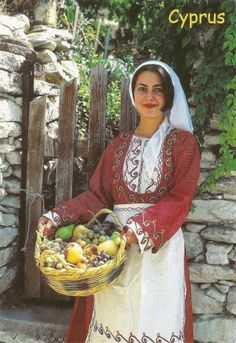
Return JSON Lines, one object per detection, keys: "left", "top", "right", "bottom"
{"left": 0, "top": 12, "right": 235, "bottom": 343}
{"left": 185, "top": 115, "right": 236, "bottom": 341}
{"left": 0, "top": 13, "right": 78, "bottom": 296}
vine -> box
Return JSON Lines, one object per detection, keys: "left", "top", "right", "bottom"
{"left": 200, "top": 0, "right": 236, "bottom": 191}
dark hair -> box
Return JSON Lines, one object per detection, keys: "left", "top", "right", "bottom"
{"left": 131, "top": 64, "right": 174, "bottom": 111}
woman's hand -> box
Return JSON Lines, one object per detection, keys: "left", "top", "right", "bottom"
{"left": 122, "top": 226, "right": 138, "bottom": 245}
{"left": 37, "top": 216, "right": 56, "bottom": 238}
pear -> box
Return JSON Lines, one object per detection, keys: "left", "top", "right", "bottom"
{"left": 64, "top": 242, "right": 85, "bottom": 264}
{"left": 55, "top": 224, "right": 74, "bottom": 241}
{"left": 72, "top": 224, "right": 90, "bottom": 239}
{"left": 110, "top": 231, "right": 121, "bottom": 240}
{"left": 97, "top": 240, "right": 119, "bottom": 257}
{"left": 110, "top": 231, "right": 121, "bottom": 245}
{"left": 113, "top": 236, "right": 121, "bottom": 245}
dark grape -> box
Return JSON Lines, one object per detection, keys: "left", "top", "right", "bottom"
{"left": 87, "top": 231, "right": 95, "bottom": 240}
{"left": 88, "top": 224, "right": 100, "bottom": 233}
{"left": 102, "top": 221, "right": 116, "bottom": 235}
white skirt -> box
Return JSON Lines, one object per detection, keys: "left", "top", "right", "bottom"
{"left": 85, "top": 203, "right": 186, "bottom": 343}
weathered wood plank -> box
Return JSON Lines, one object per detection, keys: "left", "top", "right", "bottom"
{"left": 44, "top": 134, "right": 56, "bottom": 158}
{"left": 120, "top": 78, "right": 137, "bottom": 132}
{"left": 21, "top": 61, "right": 34, "bottom": 184}
{"left": 20, "top": 61, "right": 34, "bottom": 296}
{"left": 88, "top": 65, "right": 107, "bottom": 177}
{"left": 44, "top": 138, "right": 88, "bottom": 160}
{"left": 55, "top": 78, "right": 77, "bottom": 206}
{"left": 24, "top": 96, "right": 46, "bottom": 298}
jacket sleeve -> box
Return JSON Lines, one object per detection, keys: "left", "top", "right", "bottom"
{"left": 126, "top": 131, "right": 200, "bottom": 253}
{"left": 50, "top": 138, "right": 117, "bottom": 226}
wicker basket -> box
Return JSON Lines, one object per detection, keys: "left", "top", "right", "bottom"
{"left": 34, "top": 208, "right": 126, "bottom": 296}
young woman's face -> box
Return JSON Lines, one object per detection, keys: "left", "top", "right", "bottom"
{"left": 133, "top": 71, "right": 166, "bottom": 119}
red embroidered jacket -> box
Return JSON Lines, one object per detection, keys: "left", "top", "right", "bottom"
{"left": 51, "top": 129, "right": 200, "bottom": 252}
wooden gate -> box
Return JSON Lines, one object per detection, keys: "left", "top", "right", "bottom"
{"left": 22, "top": 63, "right": 136, "bottom": 300}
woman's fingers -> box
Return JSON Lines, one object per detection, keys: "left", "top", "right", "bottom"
{"left": 45, "top": 219, "right": 53, "bottom": 229}
{"left": 37, "top": 217, "right": 55, "bottom": 237}
{"left": 37, "top": 218, "right": 45, "bottom": 229}
{"left": 122, "top": 227, "right": 138, "bottom": 245}
{"left": 125, "top": 228, "right": 133, "bottom": 240}
{"left": 38, "top": 217, "right": 50, "bottom": 229}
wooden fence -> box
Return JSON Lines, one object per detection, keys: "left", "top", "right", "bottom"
{"left": 23, "top": 63, "right": 136, "bottom": 300}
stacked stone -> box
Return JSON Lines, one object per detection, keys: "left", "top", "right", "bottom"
{"left": 187, "top": 99, "right": 236, "bottom": 339}
{"left": 26, "top": 22, "right": 79, "bottom": 138}
{"left": 0, "top": 13, "right": 78, "bottom": 297}
{"left": 0, "top": 14, "right": 32, "bottom": 295}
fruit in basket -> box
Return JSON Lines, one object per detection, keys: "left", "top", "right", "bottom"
{"left": 87, "top": 231, "right": 95, "bottom": 240}
{"left": 72, "top": 224, "right": 90, "bottom": 240}
{"left": 99, "top": 235, "right": 106, "bottom": 243}
{"left": 87, "top": 223, "right": 100, "bottom": 233}
{"left": 55, "top": 224, "right": 75, "bottom": 241}
{"left": 83, "top": 244, "right": 98, "bottom": 257}
{"left": 89, "top": 255, "right": 99, "bottom": 267}
{"left": 110, "top": 231, "right": 121, "bottom": 245}
{"left": 44, "top": 256, "right": 54, "bottom": 267}
{"left": 101, "top": 221, "right": 116, "bottom": 236}
{"left": 56, "top": 262, "right": 63, "bottom": 270}
{"left": 40, "top": 214, "right": 124, "bottom": 271}
{"left": 76, "top": 260, "right": 87, "bottom": 269}
{"left": 64, "top": 242, "right": 86, "bottom": 264}
{"left": 110, "top": 231, "right": 121, "bottom": 239}
{"left": 97, "top": 240, "right": 119, "bottom": 257}
{"left": 92, "top": 238, "right": 99, "bottom": 245}
{"left": 75, "top": 239, "right": 87, "bottom": 248}
{"left": 113, "top": 236, "right": 121, "bottom": 245}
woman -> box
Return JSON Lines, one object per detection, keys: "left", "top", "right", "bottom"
{"left": 38, "top": 60, "right": 200, "bottom": 343}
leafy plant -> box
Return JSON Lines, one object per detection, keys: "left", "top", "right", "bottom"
{"left": 199, "top": 0, "right": 236, "bottom": 191}
{"left": 58, "top": 1, "right": 134, "bottom": 140}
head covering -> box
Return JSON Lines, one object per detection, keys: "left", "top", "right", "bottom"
{"left": 129, "top": 60, "right": 193, "bottom": 132}
{"left": 128, "top": 60, "right": 193, "bottom": 181}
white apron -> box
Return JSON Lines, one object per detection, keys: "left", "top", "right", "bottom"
{"left": 85, "top": 203, "right": 186, "bottom": 343}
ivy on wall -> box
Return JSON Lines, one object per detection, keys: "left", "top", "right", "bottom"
{"left": 199, "top": 0, "right": 236, "bottom": 191}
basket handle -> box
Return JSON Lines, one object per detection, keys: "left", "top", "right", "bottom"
{"left": 87, "top": 208, "right": 123, "bottom": 231}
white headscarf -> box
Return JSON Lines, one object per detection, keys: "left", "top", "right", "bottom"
{"left": 129, "top": 60, "right": 193, "bottom": 180}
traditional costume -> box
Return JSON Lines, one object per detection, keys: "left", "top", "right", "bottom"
{"left": 44, "top": 61, "right": 200, "bottom": 343}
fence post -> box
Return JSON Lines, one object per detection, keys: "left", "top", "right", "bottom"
{"left": 88, "top": 65, "right": 107, "bottom": 177}
{"left": 55, "top": 78, "right": 77, "bottom": 206}
{"left": 20, "top": 61, "right": 34, "bottom": 292}
{"left": 24, "top": 96, "right": 46, "bottom": 298}
{"left": 120, "top": 78, "right": 137, "bottom": 132}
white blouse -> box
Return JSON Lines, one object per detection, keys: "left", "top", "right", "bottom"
{"left": 123, "top": 135, "right": 164, "bottom": 193}
{"left": 122, "top": 135, "right": 164, "bottom": 253}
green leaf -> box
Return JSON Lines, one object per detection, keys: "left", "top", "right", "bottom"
{"left": 220, "top": 0, "right": 235, "bottom": 13}
{"left": 182, "top": 34, "right": 192, "bottom": 48}
{"left": 229, "top": 13, "right": 236, "bottom": 25}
